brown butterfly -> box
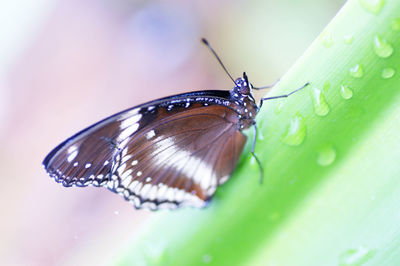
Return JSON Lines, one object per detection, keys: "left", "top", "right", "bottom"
{"left": 43, "top": 39, "right": 308, "bottom": 210}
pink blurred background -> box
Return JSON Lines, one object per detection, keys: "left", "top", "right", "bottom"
{"left": 0, "top": 0, "right": 344, "bottom": 265}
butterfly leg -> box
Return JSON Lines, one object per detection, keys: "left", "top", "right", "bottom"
{"left": 252, "top": 82, "right": 309, "bottom": 183}
{"left": 258, "top": 82, "right": 309, "bottom": 109}
{"left": 251, "top": 123, "right": 264, "bottom": 184}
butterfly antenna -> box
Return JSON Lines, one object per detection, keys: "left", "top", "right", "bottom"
{"left": 201, "top": 38, "right": 236, "bottom": 84}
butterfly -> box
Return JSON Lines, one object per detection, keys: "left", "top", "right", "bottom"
{"left": 43, "top": 39, "right": 308, "bottom": 210}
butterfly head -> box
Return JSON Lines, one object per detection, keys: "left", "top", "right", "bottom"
{"left": 231, "top": 72, "right": 254, "bottom": 100}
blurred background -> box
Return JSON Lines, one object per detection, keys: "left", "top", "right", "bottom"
{"left": 0, "top": 0, "right": 345, "bottom": 265}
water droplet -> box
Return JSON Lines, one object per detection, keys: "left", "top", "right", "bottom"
{"left": 344, "top": 34, "right": 354, "bottom": 44}
{"left": 391, "top": 18, "right": 400, "bottom": 31}
{"left": 202, "top": 254, "right": 212, "bottom": 264}
{"left": 321, "top": 32, "right": 334, "bottom": 47}
{"left": 317, "top": 143, "right": 336, "bottom": 166}
{"left": 359, "top": 0, "right": 385, "bottom": 14}
{"left": 281, "top": 113, "right": 306, "bottom": 146}
{"left": 340, "top": 85, "right": 353, "bottom": 100}
{"left": 274, "top": 101, "right": 285, "bottom": 114}
{"left": 381, "top": 67, "right": 395, "bottom": 79}
{"left": 310, "top": 88, "right": 329, "bottom": 116}
{"left": 339, "top": 246, "right": 375, "bottom": 266}
{"left": 349, "top": 64, "right": 364, "bottom": 78}
{"left": 373, "top": 35, "right": 393, "bottom": 58}
{"left": 323, "top": 80, "right": 331, "bottom": 92}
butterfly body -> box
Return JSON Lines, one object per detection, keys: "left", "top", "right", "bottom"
{"left": 43, "top": 75, "right": 259, "bottom": 210}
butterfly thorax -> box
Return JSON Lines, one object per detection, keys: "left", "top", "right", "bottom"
{"left": 229, "top": 77, "right": 258, "bottom": 131}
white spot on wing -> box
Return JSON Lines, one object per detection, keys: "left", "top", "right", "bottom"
{"left": 166, "top": 187, "right": 176, "bottom": 201}
{"left": 67, "top": 145, "right": 77, "bottom": 154}
{"left": 121, "top": 169, "right": 133, "bottom": 180}
{"left": 132, "top": 197, "right": 141, "bottom": 207}
{"left": 128, "top": 180, "right": 139, "bottom": 190}
{"left": 131, "top": 160, "right": 138, "bottom": 166}
{"left": 146, "top": 130, "right": 156, "bottom": 140}
{"left": 85, "top": 163, "right": 92, "bottom": 168}
{"left": 118, "top": 108, "right": 139, "bottom": 120}
{"left": 120, "top": 114, "right": 142, "bottom": 129}
{"left": 148, "top": 185, "right": 158, "bottom": 200}
{"left": 133, "top": 182, "right": 143, "bottom": 195}
{"left": 117, "top": 163, "right": 126, "bottom": 176}
{"left": 157, "top": 183, "right": 168, "bottom": 199}
{"left": 121, "top": 147, "right": 128, "bottom": 157}
{"left": 121, "top": 154, "right": 132, "bottom": 164}
{"left": 121, "top": 172, "right": 133, "bottom": 187}
{"left": 152, "top": 138, "right": 216, "bottom": 194}
{"left": 219, "top": 175, "right": 229, "bottom": 184}
{"left": 118, "top": 123, "right": 140, "bottom": 142}
{"left": 118, "top": 138, "right": 130, "bottom": 149}
{"left": 67, "top": 150, "right": 78, "bottom": 162}
{"left": 175, "top": 189, "right": 185, "bottom": 202}
{"left": 140, "top": 184, "right": 152, "bottom": 199}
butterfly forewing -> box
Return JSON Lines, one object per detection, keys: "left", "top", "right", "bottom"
{"left": 43, "top": 91, "right": 248, "bottom": 210}
{"left": 42, "top": 111, "right": 139, "bottom": 187}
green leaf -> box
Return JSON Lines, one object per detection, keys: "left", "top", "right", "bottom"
{"left": 115, "top": 0, "right": 400, "bottom": 265}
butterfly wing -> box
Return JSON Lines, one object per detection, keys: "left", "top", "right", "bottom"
{"left": 112, "top": 104, "right": 246, "bottom": 209}
{"left": 43, "top": 91, "right": 247, "bottom": 210}
{"left": 43, "top": 106, "right": 144, "bottom": 188}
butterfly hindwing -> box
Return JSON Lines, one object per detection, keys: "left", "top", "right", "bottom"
{"left": 111, "top": 104, "right": 247, "bottom": 209}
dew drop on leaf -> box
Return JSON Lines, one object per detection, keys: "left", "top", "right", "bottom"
{"left": 274, "top": 101, "right": 285, "bottom": 114}
{"left": 339, "top": 246, "right": 375, "bottom": 266}
{"left": 381, "top": 67, "right": 395, "bottom": 79}
{"left": 349, "top": 64, "right": 364, "bottom": 78}
{"left": 359, "top": 0, "right": 385, "bottom": 14}
{"left": 344, "top": 34, "right": 354, "bottom": 44}
{"left": 340, "top": 85, "right": 353, "bottom": 100}
{"left": 321, "top": 31, "right": 334, "bottom": 47}
{"left": 280, "top": 113, "right": 306, "bottom": 146}
{"left": 310, "top": 88, "right": 330, "bottom": 116}
{"left": 316, "top": 143, "right": 336, "bottom": 166}
{"left": 373, "top": 35, "right": 393, "bottom": 58}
